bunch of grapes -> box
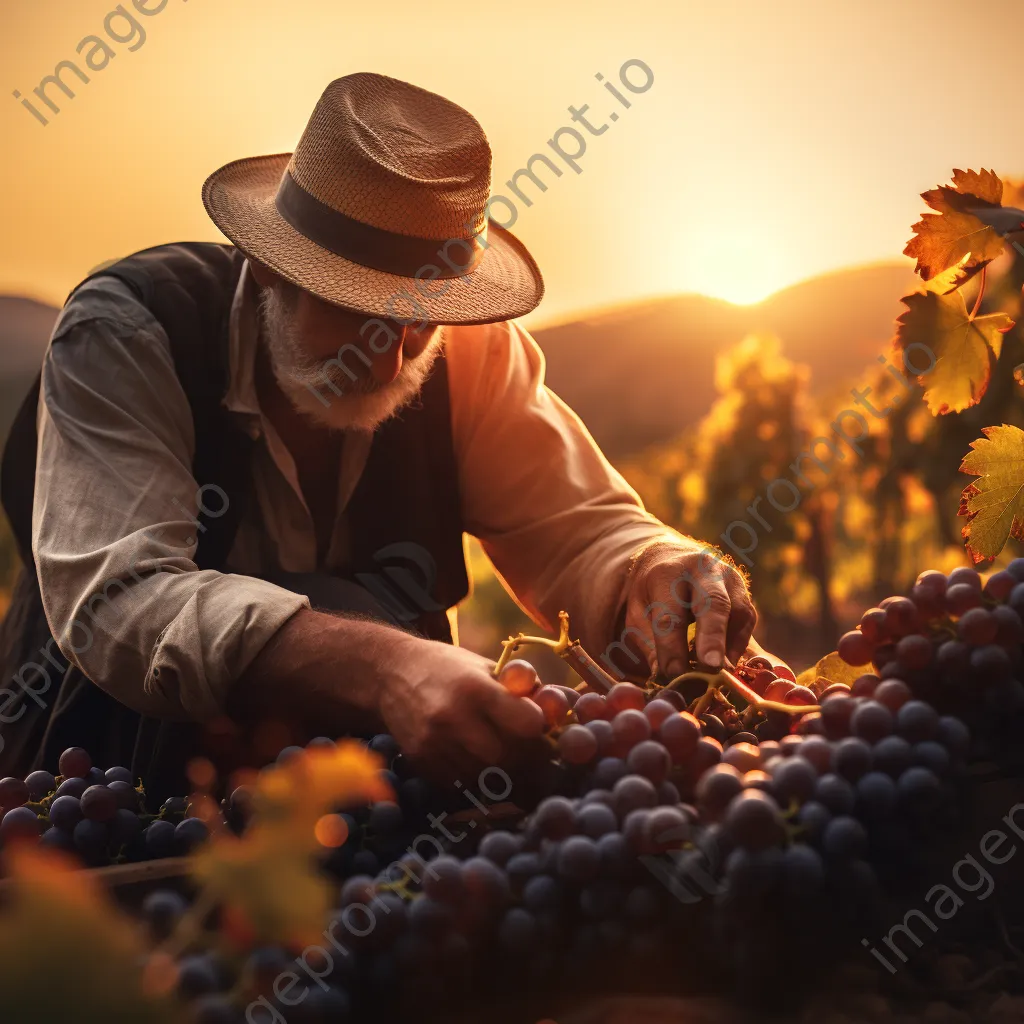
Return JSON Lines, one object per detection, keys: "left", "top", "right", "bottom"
{"left": 0, "top": 746, "right": 207, "bottom": 866}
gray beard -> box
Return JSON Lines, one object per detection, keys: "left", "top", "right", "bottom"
{"left": 256, "top": 282, "right": 442, "bottom": 432}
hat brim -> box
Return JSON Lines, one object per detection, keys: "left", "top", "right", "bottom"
{"left": 202, "top": 154, "right": 544, "bottom": 325}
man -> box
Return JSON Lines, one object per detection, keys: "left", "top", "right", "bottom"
{"left": 0, "top": 72, "right": 778, "bottom": 794}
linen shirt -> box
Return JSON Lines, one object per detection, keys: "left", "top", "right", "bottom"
{"left": 32, "top": 259, "right": 681, "bottom": 723}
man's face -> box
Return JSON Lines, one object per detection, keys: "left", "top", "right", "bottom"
{"left": 256, "top": 271, "right": 445, "bottom": 432}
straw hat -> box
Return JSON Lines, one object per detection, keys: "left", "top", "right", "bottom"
{"left": 201, "top": 72, "right": 544, "bottom": 325}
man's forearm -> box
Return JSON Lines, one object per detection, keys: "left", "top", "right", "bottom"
{"left": 227, "top": 608, "right": 414, "bottom": 737}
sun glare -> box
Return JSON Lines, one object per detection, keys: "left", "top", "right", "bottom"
{"left": 678, "top": 231, "right": 797, "bottom": 306}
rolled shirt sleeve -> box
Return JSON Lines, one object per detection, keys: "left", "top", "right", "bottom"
{"left": 32, "top": 281, "right": 308, "bottom": 722}
{"left": 447, "top": 318, "right": 686, "bottom": 659}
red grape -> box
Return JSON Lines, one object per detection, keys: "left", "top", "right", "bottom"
{"left": 59, "top": 747, "right": 92, "bottom": 780}
{"left": 606, "top": 683, "right": 646, "bottom": 715}
{"left": 748, "top": 669, "right": 777, "bottom": 696}
{"left": 850, "top": 673, "right": 880, "bottom": 698}
{"left": 773, "top": 664, "right": 797, "bottom": 683}
{"left": 744, "top": 656, "right": 773, "bottom": 672}
{"left": 818, "top": 682, "right": 852, "bottom": 701}
{"left": 782, "top": 685, "right": 818, "bottom": 707}
{"left": 626, "top": 740, "right": 672, "bottom": 785}
{"left": 896, "top": 634, "right": 933, "bottom": 671}
{"left": 837, "top": 630, "right": 874, "bottom": 666}
{"left": 722, "top": 741, "right": 760, "bottom": 773}
{"left": 657, "top": 712, "right": 700, "bottom": 763}
{"left": 0, "top": 777, "right": 30, "bottom": 812}
{"left": 642, "top": 699, "right": 677, "bottom": 729}
{"left": 532, "top": 686, "right": 571, "bottom": 728}
{"left": 695, "top": 764, "right": 744, "bottom": 819}
{"left": 858, "top": 608, "right": 889, "bottom": 642}
{"left": 882, "top": 597, "right": 920, "bottom": 638}
{"left": 611, "top": 709, "right": 651, "bottom": 754}
{"left": 575, "top": 692, "right": 611, "bottom": 723}
{"left": 557, "top": 725, "right": 598, "bottom": 765}
{"left": 874, "top": 678, "right": 912, "bottom": 712}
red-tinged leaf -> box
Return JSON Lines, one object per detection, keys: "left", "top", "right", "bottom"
{"left": 959, "top": 425, "right": 1024, "bottom": 562}
{"left": 907, "top": 169, "right": 1009, "bottom": 279}
{"left": 895, "top": 277, "right": 1015, "bottom": 415}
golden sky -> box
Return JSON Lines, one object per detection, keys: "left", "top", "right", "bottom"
{"left": 2, "top": 0, "right": 1023, "bottom": 326}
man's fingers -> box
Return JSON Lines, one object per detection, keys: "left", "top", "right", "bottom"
{"left": 480, "top": 680, "right": 546, "bottom": 739}
{"left": 723, "top": 579, "right": 757, "bottom": 664}
{"left": 641, "top": 569, "right": 693, "bottom": 681}
{"left": 691, "top": 579, "right": 732, "bottom": 668}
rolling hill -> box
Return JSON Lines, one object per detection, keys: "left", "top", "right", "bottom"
{"left": 0, "top": 260, "right": 918, "bottom": 457}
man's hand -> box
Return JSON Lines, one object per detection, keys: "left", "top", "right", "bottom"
{"left": 621, "top": 541, "right": 759, "bottom": 680}
{"left": 376, "top": 639, "right": 545, "bottom": 777}
{"left": 232, "top": 608, "right": 545, "bottom": 779}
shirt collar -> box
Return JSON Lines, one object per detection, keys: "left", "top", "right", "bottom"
{"left": 223, "top": 258, "right": 261, "bottom": 419}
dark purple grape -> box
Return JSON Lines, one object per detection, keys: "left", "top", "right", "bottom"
{"left": 144, "top": 819, "right": 176, "bottom": 858}
{"left": 0, "top": 805, "right": 41, "bottom": 841}
{"left": 896, "top": 634, "right": 933, "bottom": 671}
{"left": 621, "top": 808, "right": 653, "bottom": 855}
{"left": 1010, "top": 582, "right": 1024, "bottom": 615}
{"left": 832, "top": 737, "right": 872, "bottom": 782}
{"left": 53, "top": 777, "right": 88, "bottom": 800}
{"left": 39, "top": 827, "right": 75, "bottom": 853}
{"left": 993, "top": 604, "right": 1024, "bottom": 645}
{"left": 855, "top": 771, "right": 897, "bottom": 818}
{"left": 73, "top": 818, "right": 110, "bottom": 858}
{"left": 698, "top": 714, "right": 727, "bottom": 743}
{"left": 850, "top": 701, "right": 894, "bottom": 743}
{"left": 947, "top": 566, "right": 982, "bottom": 591}
{"left": 822, "top": 816, "right": 868, "bottom": 860}
{"left": 498, "top": 907, "right": 538, "bottom": 953}
{"left": 658, "top": 712, "right": 701, "bottom": 763}
{"left": 107, "top": 780, "right": 139, "bottom": 811}
{"left": 851, "top": 674, "right": 881, "bottom": 698}
{"left": 796, "top": 800, "right": 832, "bottom": 844}
{"left": 478, "top": 830, "right": 521, "bottom": 867}
{"left": 896, "top": 700, "right": 939, "bottom": 743}
{"left": 936, "top": 640, "right": 970, "bottom": 683}
{"left": 613, "top": 775, "right": 659, "bottom": 818}
{"left": 111, "top": 809, "right": 142, "bottom": 846}
{"left": 882, "top": 597, "right": 919, "bottom": 637}
{"left": 872, "top": 735, "right": 912, "bottom": 778}
{"left": 721, "top": 790, "right": 785, "bottom": 851}
{"left": 695, "top": 764, "right": 744, "bottom": 819}
{"left": 505, "top": 852, "right": 541, "bottom": 888}
{"left": 532, "top": 796, "right": 576, "bottom": 840}
{"left": 797, "top": 737, "right": 832, "bottom": 774}
{"left": 104, "top": 766, "right": 133, "bottom": 785}
{"left": 80, "top": 785, "right": 117, "bottom": 823}
{"left": 897, "top": 766, "right": 941, "bottom": 810}
{"left": 783, "top": 843, "right": 825, "bottom": 896}
{"left": 936, "top": 716, "right": 970, "bottom": 757}
{"left": 174, "top": 817, "right": 209, "bottom": 853}
{"left": 770, "top": 758, "right": 818, "bottom": 805}
{"left": 141, "top": 889, "right": 188, "bottom": 940}
{"left": 584, "top": 719, "right": 615, "bottom": 757}
{"left": 590, "top": 757, "right": 628, "bottom": 790}
{"left": 957, "top": 607, "right": 998, "bottom": 645}
{"left": 870, "top": 642, "right": 898, "bottom": 672}
{"left": 24, "top": 770, "right": 56, "bottom": 801}
{"left": 461, "top": 856, "right": 511, "bottom": 907}
{"left": 913, "top": 741, "right": 951, "bottom": 776}
{"left": 1006, "top": 558, "right": 1024, "bottom": 582}
{"left": 946, "top": 583, "right": 981, "bottom": 616}
{"left": 820, "top": 695, "right": 856, "bottom": 739}
{"left": 48, "top": 795, "right": 83, "bottom": 831}
{"left": 422, "top": 855, "right": 466, "bottom": 905}
{"left": 596, "top": 831, "right": 630, "bottom": 876}
{"left": 576, "top": 803, "right": 618, "bottom": 839}
{"left": 984, "top": 570, "right": 1016, "bottom": 601}
{"left": 970, "top": 644, "right": 1012, "bottom": 683}
{"left": 815, "top": 773, "right": 855, "bottom": 815}
{"left": 647, "top": 805, "right": 689, "bottom": 851}
{"left": 557, "top": 835, "right": 600, "bottom": 882}
{"left": 408, "top": 896, "right": 453, "bottom": 937}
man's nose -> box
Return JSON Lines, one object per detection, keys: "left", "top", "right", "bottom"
{"left": 370, "top": 327, "right": 405, "bottom": 385}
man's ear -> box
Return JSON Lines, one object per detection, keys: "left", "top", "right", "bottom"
{"left": 247, "top": 257, "right": 282, "bottom": 289}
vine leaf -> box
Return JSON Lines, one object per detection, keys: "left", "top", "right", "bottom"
{"left": 905, "top": 168, "right": 1008, "bottom": 279}
{"left": 959, "top": 425, "right": 1024, "bottom": 562}
{"left": 795, "top": 651, "right": 869, "bottom": 692}
{"left": 894, "top": 261, "right": 1015, "bottom": 415}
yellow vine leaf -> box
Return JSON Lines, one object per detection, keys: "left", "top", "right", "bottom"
{"left": 795, "top": 651, "right": 870, "bottom": 692}
{"left": 0, "top": 847, "right": 186, "bottom": 1024}
{"left": 894, "top": 276, "right": 1015, "bottom": 415}
{"left": 905, "top": 168, "right": 1007, "bottom": 279}
{"left": 959, "top": 425, "right": 1024, "bottom": 562}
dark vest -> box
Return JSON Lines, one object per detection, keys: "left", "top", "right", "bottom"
{"left": 0, "top": 242, "right": 468, "bottom": 801}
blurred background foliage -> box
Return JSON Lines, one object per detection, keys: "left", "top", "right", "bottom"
{"left": 458, "top": 248, "right": 1024, "bottom": 672}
